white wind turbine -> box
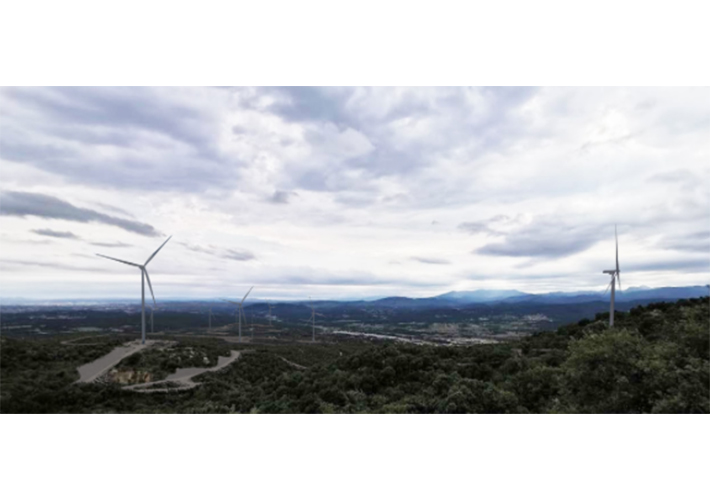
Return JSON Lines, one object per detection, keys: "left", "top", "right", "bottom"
{"left": 267, "top": 301, "right": 275, "bottom": 326}
{"left": 308, "top": 297, "right": 324, "bottom": 342}
{"left": 149, "top": 304, "right": 159, "bottom": 334}
{"left": 97, "top": 236, "right": 172, "bottom": 344}
{"left": 225, "top": 286, "right": 253, "bottom": 342}
{"left": 208, "top": 307, "right": 216, "bottom": 330}
{"left": 602, "top": 225, "right": 622, "bottom": 328}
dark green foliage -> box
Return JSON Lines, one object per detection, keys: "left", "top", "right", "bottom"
{"left": 113, "top": 338, "right": 233, "bottom": 381}
{"left": 2, "top": 297, "right": 708, "bottom": 413}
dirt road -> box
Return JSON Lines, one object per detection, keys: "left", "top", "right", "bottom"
{"left": 123, "top": 350, "right": 243, "bottom": 393}
{"left": 76, "top": 341, "right": 152, "bottom": 383}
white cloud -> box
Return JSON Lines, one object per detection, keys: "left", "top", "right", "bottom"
{"left": 1, "top": 86, "right": 709, "bottom": 300}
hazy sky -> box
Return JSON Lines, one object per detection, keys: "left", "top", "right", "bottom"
{"left": 1, "top": 87, "right": 708, "bottom": 301}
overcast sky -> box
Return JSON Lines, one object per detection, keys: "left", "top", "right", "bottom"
{"left": 1, "top": 87, "right": 708, "bottom": 301}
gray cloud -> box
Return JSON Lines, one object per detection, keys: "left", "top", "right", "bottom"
{"left": 0, "top": 259, "right": 130, "bottom": 274}
{"left": 179, "top": 242, "right": 255, "bottom": 262}
{"left": 261, "top": 87, "right": 540, "bottom": 191}
{"left": 269, "top": 190, "right": 296, "bottom": 204}
{"left": 92, "top": 202, "right": 135, "bottom": 218}
{"left": 410, "top": 256, "right": 451, "bottom": 265}
{"left": 646, "top": 169, "right": 700, "bottom": 185}
{"left": 91, "top": 241, "right": 134, "bottom": 248}
{"left": 474, "top": 218, "right": 605, "bottom": 259}
{"left": 224, "top": 249, "right": 256, "bottom": 261}
{"left": 31, "top": 229, "right": 80, "bottom": 239}
{"left": 459, "top": 214, "right": 520, "bottom": 236}
{"left": 0, "top": 87, "right": 241, "bottom": 193}
{"left": 624, "top": 258, "right": 710, "bottom": 273}
{"left": 458, "top": 221, "right": 493, "bottom": 235}
{"left": 2, "top": 87, "right": 709, "bottom": 299}
{"left": 659, "top": 231, "right": 710, "bottom": 254}
{"left": 1, "top": 191, "right": 160, "bottom": 236}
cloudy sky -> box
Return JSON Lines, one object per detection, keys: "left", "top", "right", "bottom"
{"left": 1, "top": 87, "right": 708, "bottom": 301}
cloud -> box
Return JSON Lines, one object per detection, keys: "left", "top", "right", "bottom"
{"left": 224, "top": 249, "right": 256, "bottom": 261}
{"left": 646, "top": 169, "right": 700, "bottom": 185}
{"left": 624, "top": 258, "right": 710, "bottom": 273}
{"left": 92, "top": 202, "right": 135, "bottom": 218}
{"left": 260, "top": 87, "right": 539, "bottom": 190}
{"left": 31, "top": 229, "right": 80, "bottom": 239}
{"left": 179, "top": 242, "right": 255, "bottom": 261}
{"left": 1, "top": 191, "right": 160, "bottom": 236}
{"left": 269, "top": 190, "right": 295, "bottom": 204}
{"left": 657, "top": 230, "right": 710, "bottom": 254}
{"left": 410, "top": 256, "right": 451, "bottom": 265}
{"left": 2, "top": 87, "right": 709, "bottom": 299}
{"left": 459, "top": 214, "right": 522, "bottom": 236}
{"left": 474, "top": 217, "right": 605, "bottom": 259}
{"left": 0, "top": 87, "right": 240, "bottom": 193}
{"left": 90, "top": 241, "right": 134, "bottom": 248}
{"left": 0, "top": 258, "right": 128, "bottom": 273}
{"left": 458, "top": 221, "right": 493, "bottom": 235}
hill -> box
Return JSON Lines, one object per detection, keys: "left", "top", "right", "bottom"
{"left": 1, "top": 296, "right": 707, "bottom": 413}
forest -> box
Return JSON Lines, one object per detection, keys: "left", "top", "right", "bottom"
{"left": 1, "top": 297, "right": 707, "bottom": 413}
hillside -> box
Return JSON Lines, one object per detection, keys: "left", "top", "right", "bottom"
{"left": 1, "top": 297, "right": 707, "bottom": 413}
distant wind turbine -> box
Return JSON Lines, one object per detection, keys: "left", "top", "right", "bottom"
{"left": 97, "top": 236, "right": 172, "bottom": 344}
{"left": 208, "top": 307, "right": 215, "bottom": 330}
{"left": 267, "top": 301, "right": 275, "bottom": 326}
{"left": 225, "top": 286, "right": 253, "bottom": 342}
{"left": 309, "top": 297, "right": 324, "bottom": 342}
{"left": 602, "top": 225, "right": 622, "bottom": 327}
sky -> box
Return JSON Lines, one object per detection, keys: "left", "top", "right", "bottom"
{"left": 1, "top": 86, "right": 708, "bottom": 301}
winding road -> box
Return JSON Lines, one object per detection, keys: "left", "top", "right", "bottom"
{"left": 122, "top": 350, "right": 243, "bottom": 393}
{"left": 75, "top": 341, "right": 152, "bottom": 383}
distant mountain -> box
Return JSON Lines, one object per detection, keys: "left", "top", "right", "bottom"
{"left": 3, "top": 286, "right": 707, "bottom": 312}
{"left": 340, "top": 286, "right": 709, "bottom": 310}
{"left": 434, "top": 290, "right": 529, "bottom": 303}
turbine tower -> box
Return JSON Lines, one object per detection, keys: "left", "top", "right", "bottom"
{"left": 149, "top": 304, "right": 159, "bottom": 334}
{"left": 225, "top": 286, "right": 253, "bottom": 342}
{"left": 267, "top": 301, "right": 275, "bottom": 326}
{"left": 308, "top": 297, "right": 324, "bottom": 342}
{"left": 602, "top": 225, "right": 622, "bottom": 327}
{"left": 208, "top": 307, "right": 215, "bottom": 330}
{"left": 97, "top": 236, "right": 172, "bottom": 344}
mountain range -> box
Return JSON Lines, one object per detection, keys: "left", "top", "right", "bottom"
{"left": 343, "top": 285, "right": 710, "bottom": 310}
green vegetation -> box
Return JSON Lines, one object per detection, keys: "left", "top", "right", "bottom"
{"left": 1, "top": 298, "right": 707, "bottom": 413}
{"left": 112, "top": 338, "right": 233, "bottom": 382}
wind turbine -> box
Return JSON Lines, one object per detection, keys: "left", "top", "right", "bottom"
{"left": 225, "top": 286, "right": 253, "bottom": 342}
{"left": 308, "top": 297, "right": 324, "bottom": 342}
{"left": 97, "top": 236, "right": 172, "bottom": 344}
{"left": 267, "top": 301, "right": 275, "bottom": 326}
{"left": 208, "top": 307, "right": 215, "bottom": 330}
{"left": 149, "top": 304, "right": 159, "bottom": 334}
{"left": 602, "top": 225, "right": 622, "bottom": 328}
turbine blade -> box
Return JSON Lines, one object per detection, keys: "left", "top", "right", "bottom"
{"left": 602, "top": 280, "right": 612, "bottom": 296}
{"left": 96, "top": 254, "right": 141, "bottom": 268}
{"left": 617, "top": 272, "right": 622, "bottom": 291}
{"left": 144, "top": 268, "right": 156, "bottom": 306}
{"left": 144, "top": 235, "right": 172, "bottom": 266}
{"left": 241, "top": 286, "right": 254, "bottom": 304}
